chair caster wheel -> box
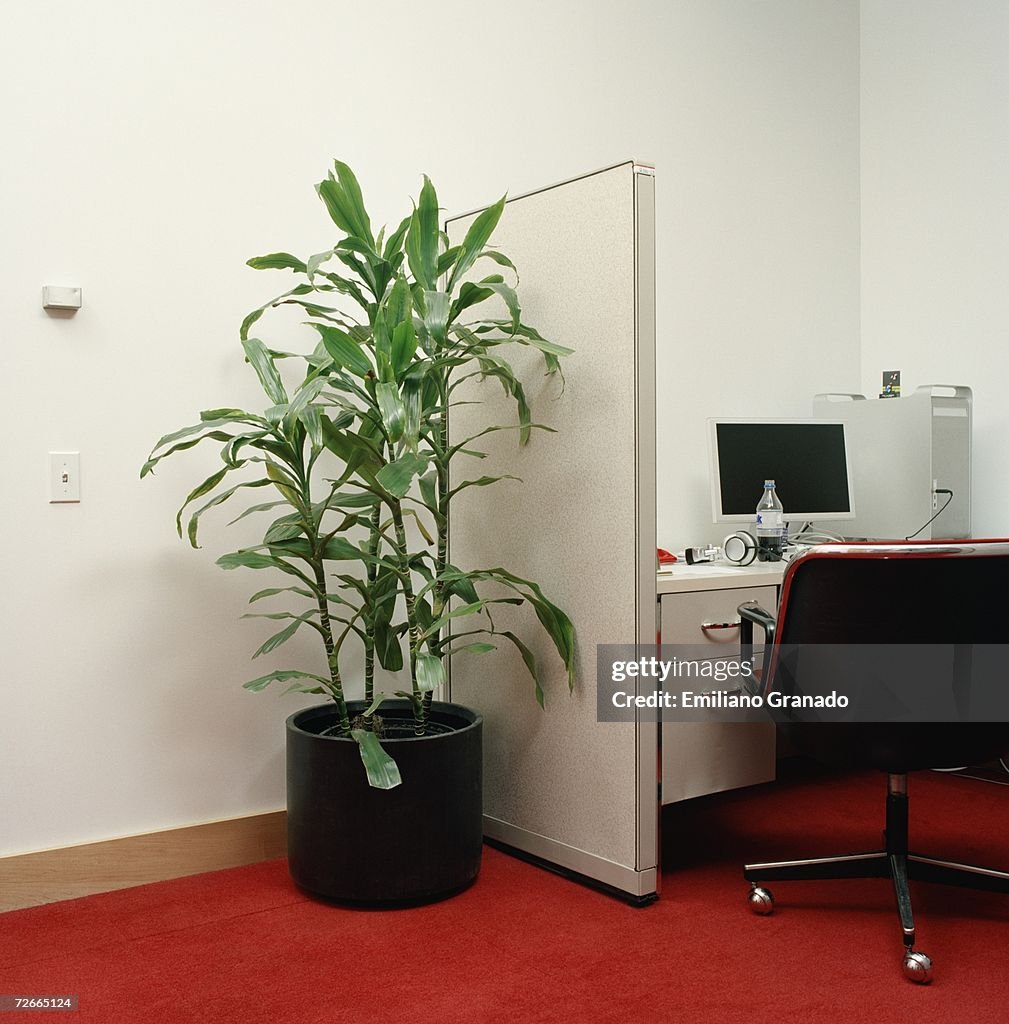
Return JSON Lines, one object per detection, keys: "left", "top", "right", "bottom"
{"left": 748, "top": 885, "right": 774, "bottom": 915}
{"left": 902, "top": 949, "right": 933, "bottom": 984}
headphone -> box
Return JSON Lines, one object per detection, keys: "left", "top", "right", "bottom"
{"left": 685, "top": 531, "right": 757, "bottom": 566}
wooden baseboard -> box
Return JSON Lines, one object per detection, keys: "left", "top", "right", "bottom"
{"left": 0, "top": 811, "right": 287, "bottom": 914}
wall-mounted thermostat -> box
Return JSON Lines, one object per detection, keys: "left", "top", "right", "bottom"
{"left": 42, "top": 286, "right": 83, "bottom": 311}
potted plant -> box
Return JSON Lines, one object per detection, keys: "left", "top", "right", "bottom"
{"left": 142, "top": 160, "right": 575, "bottom": 904}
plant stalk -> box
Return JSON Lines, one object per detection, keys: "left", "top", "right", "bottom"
{"left": 390, "top": 501, "right": 426, "bottom": 734}
{"left": 363, "top": 501, "right": 381, "bottom": 704}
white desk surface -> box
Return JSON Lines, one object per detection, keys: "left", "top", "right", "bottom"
{"left": 656, "top": 559, "right": 787, "bottom": 595}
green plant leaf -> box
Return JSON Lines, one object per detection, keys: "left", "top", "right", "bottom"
{"left": 141, "top": 430, "right": 235, "bottom": 478}
{"left": 375, "top": 382, "right": 406, "bottom": 443}
{"left": 446, "top": 474, "right": 520, "bottom": 501}
{"left": 247, "top": 252, "right": 307, "bottom": 273}
{"left": 319, "top": 490, "right": 381, "bottom": 510}
{"left": 418, "top": 470, "right": 438, "bottom": 512}
{"left": 248, "top": 586, "right": 314, "bottom": 603}
{"left": 351, "top": 729, "right": 402, "bottom": 790}
{"left": 375, "top": 630, "right": 405, "bottom": 672}
{"left": 217, "top": 550, "right": 286, "bottom": 571}
{"left": 383, "top": 215, "right": 411, "bottom": 260}
{"left": 310, "top": 324, "right": 373, "bottom": 377}
{"left": 305, "top": 248, "right": 335, "bottom": 281}
{"left": 384, "top": 274, "right": 413, "bottom": 326}
{"left": 370, "top": 566, "right": 404, "bottom": 672}
{"left": 242, "top": 338, "right": 288, "bottom": 405}
{"left": 186, "top": 477, "right": 276, "bottom": 547}
{"left": 499, "top": 630, "right": 544, "bottom": 707}
{"left": 333, "top": 160, "right": 375, "bottom": 244}
{"left": 361, "top": 693, "right": 389, "bottom": 717}
{"left": 321, "top": 419, "right": 383, "bottom": 485}
{"left": 441, "top": 568, "right": 480, "bottom": 605}
{"left": 437, "top": 245, "right": 463, "bottom": 277}
{"left": 478, "top": 249, "right": 518, "bottom": 277}
{"left": 227, "top": 500, "right": 289, "bottom": 526}
{"left": 240, "top": 284, "right": 314, "bottom": 341}
{"left": 405, "top": 175, "right": 439, "bottom": 290}
{"left": 283, "top": 377, "right": 327, "bottom": 436}
{"left": 472, "top": 568, "right": 576, "bottom": 689}
{"left": 265, "top": 460, "right": 300, "bottom": 504}
{"left": 300, "top": 404, "right": 324, "bottom": 449}
{"left": 376, "top": 452, "right": 430, "bottom": 499}
{"left": 450, "top": 280, "right": 496, "bottom": 322}
{"left": 478, "top": 279, "right": 521, "bottom": 335}
{"left": 415, "top": 652, "right": 446, "bottom": 693}
{"left": 321, "top": 537, "right": 366, "bottom": 561}
{"left": 146, "top": 414, "right": 262, "bottom": 461}
{"left": 448, "top": 194, "right": 505, "bottom": 291}
{"left": 401, "top": 507, "right": 435, "bottom": 544}
{"left": 243, "top": 668, "right": 329, "bottom": 692}
{"left": 251, "top": 613, "right": 314, "bottom": 659}
{"left": 175, "top": 466, "right": 231, "bottom": 537}
{"left": 317, "top": 161, "right": 374, "bottom": 246}
{"left": 449, "top": 642, "right": 497, "bottom": 655}
{"left": 388, "top": 329, "right": 415, "bottom": 392}
{"left": 420, "top": 600, "right": 485, "bottom": 640}
{"left": 475, "top": 355, "right": 532, "bottom": 444}
{"left": 423, "top": 290, "right": 450, "bottom": 346}
{"left": 264, "top": 515, "right": 305, "bottom": 544}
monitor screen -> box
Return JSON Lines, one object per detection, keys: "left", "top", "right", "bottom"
{"left": 709, "top": 419, "right": 854, "bottom": 523}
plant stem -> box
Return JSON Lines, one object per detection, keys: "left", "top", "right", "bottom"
{"left": 312, "top": 558, "right": 352, "bottom": 736}
{"left": 426, "top": 374, "right": 451, "bottom": 718}
{"left": 294, "top": 444, "right": 351, "bottom": 737}
{"left": 363, "top": 501, "right": 380, "bottom": 704}
{"left": 390, "top": 501, "right": 426, "bottom": 734}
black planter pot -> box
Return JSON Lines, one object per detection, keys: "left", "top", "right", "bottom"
{"left": 286, "top": 699, "right": 483, "bottom": 906}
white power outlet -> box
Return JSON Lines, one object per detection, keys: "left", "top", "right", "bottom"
{"left": 49, "top": 452, "right": 80, "bottom": 503}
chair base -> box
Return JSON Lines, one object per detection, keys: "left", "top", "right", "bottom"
{"left": 744, "top": 849, "right": 1009, "bottom": 947}
{"left": 743, "top": 773, "right": 1009, "bottom": 981}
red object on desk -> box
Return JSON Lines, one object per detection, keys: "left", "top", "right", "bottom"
{"left": 657, "top": 548, "right": 677, "bottom": 565}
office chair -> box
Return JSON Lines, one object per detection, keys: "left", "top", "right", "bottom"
{"left": 738, "top": 541, "right": 1009, "bottom": 983}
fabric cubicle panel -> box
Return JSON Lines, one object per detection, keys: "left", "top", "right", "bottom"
{"left": 445, "top": 162, "right": 658, "bottom": 899}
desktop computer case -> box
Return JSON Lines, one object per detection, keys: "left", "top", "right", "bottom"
{"left": 813, "top": 386, "right": 971, "bottom": 541}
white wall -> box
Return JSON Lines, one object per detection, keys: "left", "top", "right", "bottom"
{"left": 860, "top": 1, "right": 1009, "bottom": 536}
{"left": 0, "top": 0, "right": 861, "bottom": 855}
{"left": 659, "top": 1, "right": 861, "bottom": 549}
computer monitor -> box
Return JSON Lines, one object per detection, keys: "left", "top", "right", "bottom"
{"left": 708, "top": 419, "right": 855, "bottom": 523}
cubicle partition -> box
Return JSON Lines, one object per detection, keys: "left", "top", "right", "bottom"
{"left": 446, "top": 161, "right": 658, "bottom": 900}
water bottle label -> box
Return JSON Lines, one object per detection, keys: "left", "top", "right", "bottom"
{"left": 755, "top": 509, "right": 783, "bottom": 535}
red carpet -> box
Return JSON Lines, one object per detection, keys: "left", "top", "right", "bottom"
{"left": 3, "top": 765, "right": 1009, "bottom": 1023}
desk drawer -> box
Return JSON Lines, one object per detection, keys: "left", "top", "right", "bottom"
{"left": 659, "top": 584, "right": 778, "bottom": 804}
{"left": 660, "top": 585, "right": 777, "bottom": 652}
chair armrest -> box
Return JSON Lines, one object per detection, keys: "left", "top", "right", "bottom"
{"left": 738, "top": 602, "right": 777, "bottom": 698}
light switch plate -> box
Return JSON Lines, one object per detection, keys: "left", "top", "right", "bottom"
{"left": 49, "top": 452, "right": 80, "bottom": 502}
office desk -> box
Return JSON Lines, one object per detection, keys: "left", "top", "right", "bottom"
{"left": 657, "top": 560, "right": 787, "bottom": 804}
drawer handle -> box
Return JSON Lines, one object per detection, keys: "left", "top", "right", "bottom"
{"left": 701, "top": 619, "right": 740, "bottom": 632}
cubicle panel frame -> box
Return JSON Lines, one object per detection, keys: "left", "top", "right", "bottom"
{"left": 445, "top": 161, "right": 659, "bottom": 900}
{"left": 633, "top": 168, "right": 660, "bottom": 879}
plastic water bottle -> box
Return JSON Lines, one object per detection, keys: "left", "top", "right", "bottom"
{"left": 755, "top": 480, "right": 785, "bottom": 562}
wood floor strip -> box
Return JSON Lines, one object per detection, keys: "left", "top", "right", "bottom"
{"left": 0, "top": 811, "right": 287, "bottom": 913}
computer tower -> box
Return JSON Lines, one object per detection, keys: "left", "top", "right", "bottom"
{"left": 812, "top": 385, "right": 971, "bottom": 541}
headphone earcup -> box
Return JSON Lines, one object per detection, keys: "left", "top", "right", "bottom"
{"left": 723, "top": 531, "right": 756, "bottom": 565}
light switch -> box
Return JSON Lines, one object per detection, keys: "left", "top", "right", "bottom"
{"left": 49, "top": 452, "right": 80, "bottom": 503}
